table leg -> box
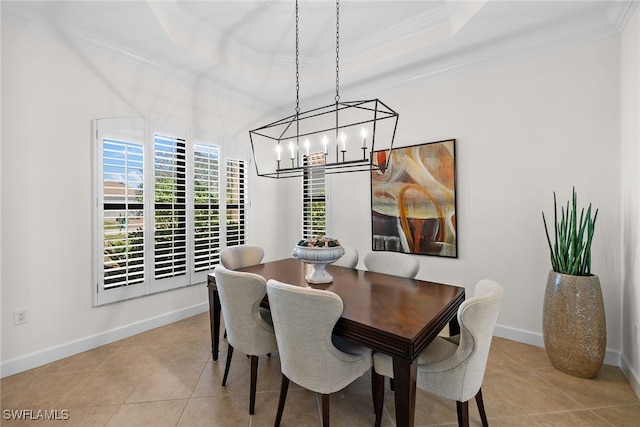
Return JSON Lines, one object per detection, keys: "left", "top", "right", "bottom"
{"left": 449, "top": 316, "right": 460, "bottom": 336}
{"left": 208, "top": 287, "right": 221, "bottom": 360}
{"left": 392, "top": 356, "right": 417, "bottom": 427}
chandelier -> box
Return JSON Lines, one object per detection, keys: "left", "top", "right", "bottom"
{"left": 249, "top": 0, "right": 399, "bottom": 179}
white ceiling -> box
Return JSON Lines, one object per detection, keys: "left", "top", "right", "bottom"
{"left": 3, "top": 1, "right": 638, "bottom": 114}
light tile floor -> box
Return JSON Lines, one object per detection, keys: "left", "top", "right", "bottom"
{"left": 2, "top": 313, "right": 639, "bottom": 426}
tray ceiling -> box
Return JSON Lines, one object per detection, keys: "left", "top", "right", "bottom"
{"left": 2, "top": 1, "right": 637, "bottom": 113}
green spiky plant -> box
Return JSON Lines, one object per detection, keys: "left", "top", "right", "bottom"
{"left": 542, "top": 187, "right": 598, "bottom": 276}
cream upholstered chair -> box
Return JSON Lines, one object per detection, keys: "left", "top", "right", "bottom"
{"left": 364, "top": 251, "right": 420, "bottom": 278}
{"left": 220, "top": 245, "right": 264, "bottom": 270}
{"left": 219, "top": 245, "right": 265, "bottom": 339}
{"left": 372, "top": 280, "right": 504, "bottom": 427}
{"left": 332, "top": 246, "right": 359, "bottom": 268}
{"left": 266, "top": 279, "right": 373, "bottom": 427}
{"left": 214, "top": 265, "right": 278, "bottom": 415}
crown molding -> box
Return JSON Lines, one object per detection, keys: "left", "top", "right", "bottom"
{"left": 341, "top": 15, "right": 624, "bottom": 100}
{"left": 0, "top": 1, "right": 273, "bottom": 112}
{"left": 3, "top": 1, "right": 635, "bottom": 115}
{"left": 607, "top": 0, "right": 639, "bottom": 32}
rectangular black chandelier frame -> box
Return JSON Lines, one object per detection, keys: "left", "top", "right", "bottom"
{"left": 250, "top": 98, "right": 399, "bottom": 179}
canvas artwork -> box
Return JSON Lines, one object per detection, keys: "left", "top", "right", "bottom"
{"left": 371, "top": 139, "right": 457, "bottom": 257}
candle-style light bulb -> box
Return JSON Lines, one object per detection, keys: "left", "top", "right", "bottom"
{"left": 289, "top": 141, "right": 295, "bottom": 159}
{"left": 340, "top": 132, "right": 346, "bottom": 151}
{"left": 322, "top": 135, "right": 328, "bottom": 154}
{"left": 304, "top": 139, "right": 310, "bottom": 156}
{"left": 276, "top": 145, "right": 282, "bottom": 161}
{"left": 361, "top": 127, "right": 367, "bottom": 148}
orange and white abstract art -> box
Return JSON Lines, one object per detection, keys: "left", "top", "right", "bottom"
{"left": 371, "top": 139, "right": 457, "bottom": 257}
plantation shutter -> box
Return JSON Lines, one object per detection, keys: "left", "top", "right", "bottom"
{"left": 102, "top": 138, "right": 145, "bottom": 289}
{"left": 153, "top": 133, "right": 187, "bottom": 281}
{"left": 95, "top": 118, "right": 244, "bottom": 305}
{"left": 226, "top": 159, "right": 246, "bottom": 247}
{"left": 193, "top": 144, "right": 220, "bottom": 273}
{"left": 302, "top": 152, "right": 326, "bottom": 239}
{"left": 95, "top": 118, "right": 148, "bottom": 305}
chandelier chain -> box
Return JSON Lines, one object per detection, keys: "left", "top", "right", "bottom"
{"left": 335, "top": 0, "right": 340, "bottom": 103}
{"left": 250, "top": 0, "right": 398, "bottom": 178}
{"left": 295, "top": 0, "right": 300, "bottom": 114}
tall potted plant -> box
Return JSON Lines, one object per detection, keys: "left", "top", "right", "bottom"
{"left": 542, "top": 187, "right": 605, "bottom": 378}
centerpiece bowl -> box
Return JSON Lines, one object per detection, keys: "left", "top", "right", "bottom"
{"left": 292, "top": 237, "right": 345, "bottom": 284}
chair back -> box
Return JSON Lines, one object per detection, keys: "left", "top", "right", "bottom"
{"left": 364, "top": 251, "right": 420, "bottom": 278}
{"left": 332, "top": 246, "right": 359, "bottom": 268}
{"left": 422, "top": 279, "right": 503, "bottom": 402}
{"left": 220, "top": 245, "right": 265, "bottom": 270}
{"left": 214, "top": 265, "right": 277, "bottom": 356}
{"left": 266, "top": 279, "right": 371, "bottom": 394}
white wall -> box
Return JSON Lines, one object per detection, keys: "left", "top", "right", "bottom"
{"left": 329, "top": 37, "right": 623, "bottom": 356}
{"left": 0, "top": 22, "right": 269, "bottom": 375}
{"left": 621, "top": 5, "right": 640, "bottom": 396}
{"left": 1, "top": 16, "right": 634, "bottom": 384}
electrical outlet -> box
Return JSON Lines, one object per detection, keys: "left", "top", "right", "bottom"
{"left": 13, "top": 308, "right": 29, "bottom": 326}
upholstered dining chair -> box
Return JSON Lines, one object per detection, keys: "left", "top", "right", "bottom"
{"left": 219, "top": 245, "right": 265, "bottom": 340}
{"left": 266, "top": 279, "right": 373, "bottom": 427}
{"left": 372, "top": 279, "right": 504, "bottom": 427}
{"left": 214, "top": 265, "right": 278, "bottom": 415}
{"left": 220, "top": 245, "right": 265, "bottom": 270}
{"left": 332, "top": 245, "right": 359, "bottom": 268}
{"left": 363, "top": 251, "right": 420, "bottom": 279}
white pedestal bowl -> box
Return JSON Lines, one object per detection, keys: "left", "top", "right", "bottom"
{"left": 292, "top": 245, "right": 345, "bottom": 284}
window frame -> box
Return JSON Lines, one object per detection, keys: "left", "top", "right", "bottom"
{"left": 93, "top": 118, "right": 244, "bottom": 305}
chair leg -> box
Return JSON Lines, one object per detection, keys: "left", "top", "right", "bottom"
{"left": 321, "top": 394, "right": 330, "bottom": 427}
{"left": 222, "top": 344, "right": 234, "bottom": 386}
{"left": 456, "top": 400, "right": 469, "bottom": 427}
{"left": 372, "top": 371, "right": 385, "bottom": 427}
{"left": 475, "top": 388, "right": 489, "bottom": 427}
{"left": 249, "top": 355, "right": 259, "bottom": 415}
{"left": 274, "top": 374, "right": 289, "bottom": 427}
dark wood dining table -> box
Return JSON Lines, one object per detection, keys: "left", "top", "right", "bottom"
{"left": 207, "top": 258, "right": 465, "bottom": 427}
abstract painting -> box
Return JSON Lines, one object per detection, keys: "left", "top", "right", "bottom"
{"left": 371, "top": 139, "right": 457, "bottom": 257}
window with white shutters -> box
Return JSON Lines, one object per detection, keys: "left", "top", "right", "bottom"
{"left": 102, "top": 138, "right": 145, "bottom": 290}
{"left": 94, "top": 119, "right": 243, "bottom": 305}
{"left": 193, "top": 144, "right": 220, "bottom": 273}
{"left": 302, "top": 152, "right": 326, "bottom": 239}
{"left": 225, "top": 159, "right": 246, "bottom": 247}
{"left": 153, "top": 133, "right": 187, "bottom": 280}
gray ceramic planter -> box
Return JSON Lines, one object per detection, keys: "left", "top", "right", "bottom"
{"left": 542, "top": 271, "right": 606, "bottom": 378}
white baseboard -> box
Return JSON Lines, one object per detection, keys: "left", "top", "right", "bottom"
{"left": 3, "top": 311, "right": 632, "bottom": 390}
{"left": 493, "top": 324, "right": 621, "bottom": 368}
{"left": 620, "top": 353, "right": 640, "bottom": 399}
{"left": 0, "top": 302, "right": 209, "bottom": 378}
{"left": 494, "top": 324, "right": 545, "bottom": 347}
